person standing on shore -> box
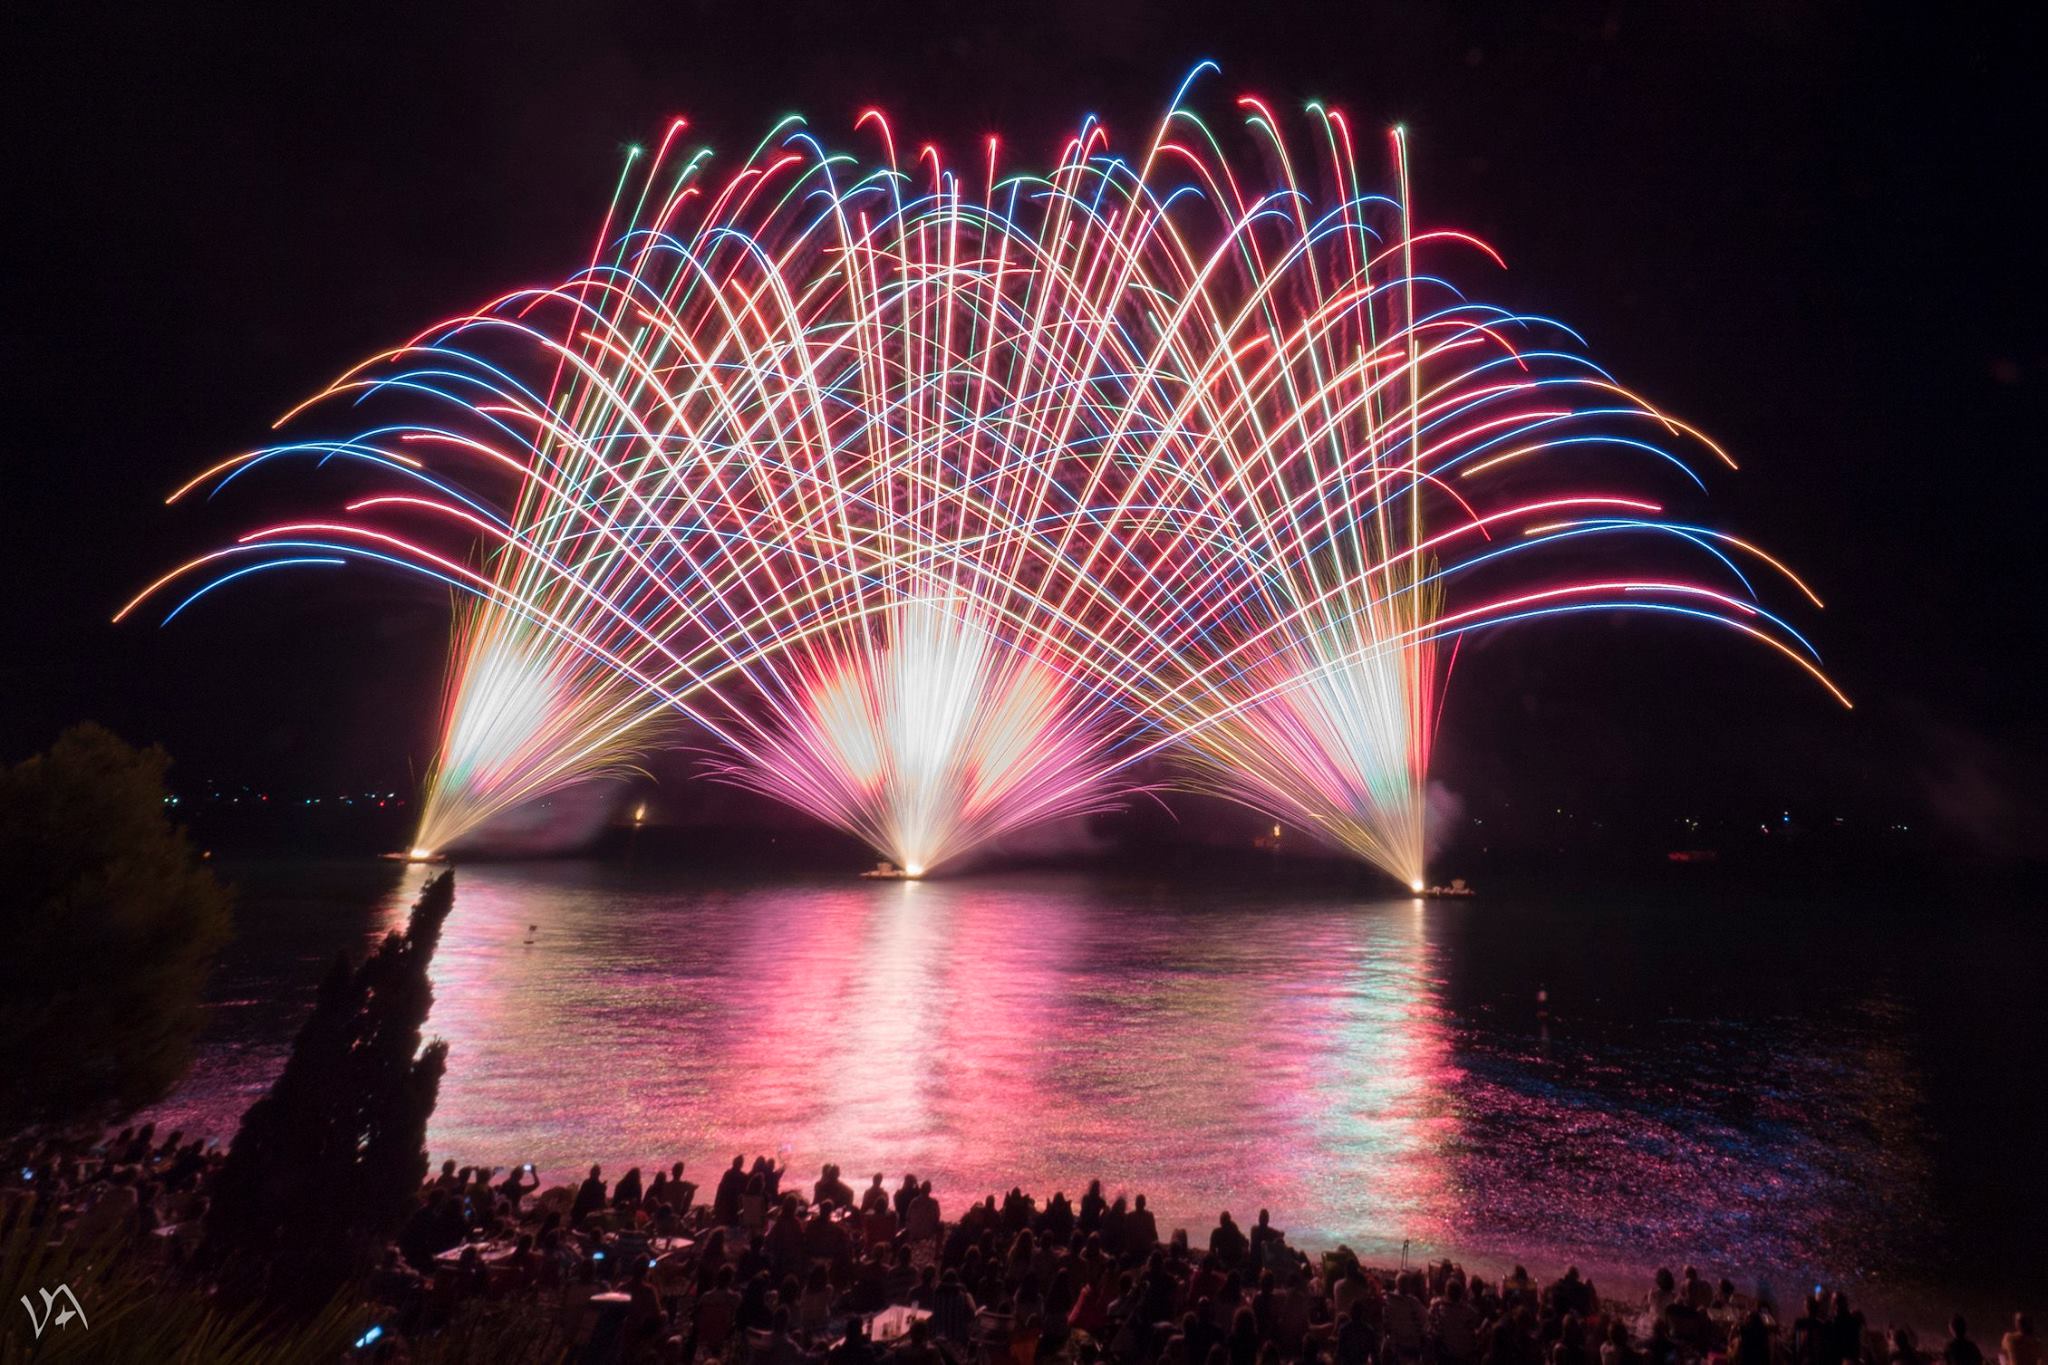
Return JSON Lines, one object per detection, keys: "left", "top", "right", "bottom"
{"left": 497, "top": 1162, "right": 538, "bottom": 1214}
{"left": 1831, "top": 1293, "right": 1869, "bottom": 1365}
{"left": 2003, "top": 1315, "right": 2041, "bottom": 1365}
{"left": 611, "top": 1165, "right": 643, "bottom": 1214}
{"left": 1247, "top": 1211, "right": 1279, "bottom": 1270}
{"left": 1080, "top": 1180, "right": 1106, "bottom": 1234}
{"left": 570, "top": 1164, "right": 607, "bottom": 1227}
{"left": 1382, "top": 1272, "right": 1427, "bottom": 1364}
{"left": 666, "top": 1160, "right": 695, "bottom": 1212}
{"left": 1737, "top": 1307, "right": 1774, "bottom": 1365}
{"left": 714, "top": 1155, "right": 746, "bottom": 1225}
{"left": 815, "top": 1163, "right": 854, "bottom": 1211}
{"left": 1126, "top": 1193, "right": 1157, "bottom": 1251}
{"left": 906, "top": 1181, "right": 940, "bottom": 1243}
{"left": 1209, "top": 1211, "right": 1250, "bottom": 1270}
{"left": 1944, "top": 1316, "right": 1985, "bottom": 1365}
{"left": 1794, "top": 1295, "right": 1830, "bottom": 1365}
{"left": 1431, "top": 1275, "right": 1481, "bottom": 1365}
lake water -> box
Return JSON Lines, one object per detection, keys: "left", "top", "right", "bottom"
{"left": 146, "top": 858, "right": 2044, "bottom": 1325}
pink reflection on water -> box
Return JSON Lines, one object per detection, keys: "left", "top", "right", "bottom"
{"left": 392, "top": 867, "right": 1460, "bottom": 1252}
{"left": 1247, "top": 901, "right": 1463, "bottom": 1258}
{"left": 144, "top": 862, "right": 1966, "bottom": 1320}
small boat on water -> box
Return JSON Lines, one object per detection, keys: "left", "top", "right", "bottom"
{"left": 859, "top": 860, "right": 923, "bottom": 880}
{"left": 1418, "top": 877, "right": 1475, "bottom": 899}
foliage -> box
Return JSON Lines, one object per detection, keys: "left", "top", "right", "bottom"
{"left": 404, "top": 1298, "right": 571, "bottom": 1364}
{"left": 202, "top": 871, "right": 454, "bottom": 1312}
{"left": 0, "top": 1214, "right": 366, "bottom": 1363}
{"left": 0, "top": 724, "right": 231, "bottom": 1136}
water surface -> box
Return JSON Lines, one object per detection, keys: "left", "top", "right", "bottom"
{"left": 148, "top": 858, "right": 2043, "bottom": 1323}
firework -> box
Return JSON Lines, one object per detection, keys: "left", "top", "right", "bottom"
{"left": 1020, "top": 84, "right": 1845, "bottom": 887}
{"left": 123, "top": 67, "right": 1845, "bottom": 882}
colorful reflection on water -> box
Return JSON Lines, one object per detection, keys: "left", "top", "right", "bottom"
{"left": 368, "top": 870, "right": 1466, "bottom": 1265}
{"left": 148, "top": 859, "right": 2035, "bottom": 1321}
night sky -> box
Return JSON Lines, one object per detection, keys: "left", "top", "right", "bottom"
{"left": 8, "top": 3, "right": 2044, "bottom": 857}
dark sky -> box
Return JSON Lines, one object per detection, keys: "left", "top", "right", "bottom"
{"left": 7, "top": 2, "right": 2044, "bottom": 853}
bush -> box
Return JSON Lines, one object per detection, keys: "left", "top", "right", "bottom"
{"left": 0, "top": 724, "right": 231, "bottom": 1136}
{"left": 0, "top": 1214, "right": 365, "bottom": 1363}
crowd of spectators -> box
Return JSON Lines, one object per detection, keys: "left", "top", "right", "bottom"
{"left": 3, "top": 1131, "right": 2039, "bottom": 1365}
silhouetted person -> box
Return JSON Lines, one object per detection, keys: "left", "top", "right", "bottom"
{"left": 714, "top": 1155, "right": 747, "bottom": 1225}
{"left": 766, "top": 1197, "right": 806, "bottom": 1279}
{"left": 1229, "top": 1306, "right": 1261, "bottom": 1365}
{"left": 931, "top": 1268, "right": 977, "bottom": 1344}
{"left": 1336, "top": 1313, "right": 1374, "bottom": 1365}
{"left": 570, "top": 1164, "right": 607, "bottom": 1227}
{"left": 1830, "top": 1292, "right": 1867, "bottom": 1365}
{"left": 1605, "top": 1319, "right": 1641, "bottom": 1365}
{"left": 1208, "top": 1211, "right": 1249, "bottom": 1270}
{"left": 815, "top": 1162, "right": 854, "bottom": 1211}
{"left": 399, "top": 1191, "right": 445, "bottom": 1272}
{"left": 664, "top": 1160, "right": 694, "bottom": 1211}
{"left": 1079, "top": 1179, "right": 1106, "bottom": 1234}
{"left": 694, "top": 1263, "right": 740, "bottom": 1358}
{"left": 1434, "top": 1276, "right": 1482, "bottom": 1365}
{"left": 832, "top": 1313, "right": 879, "bottom": 1365}
{"left": 906, "top": 1181, "right": 940, "bottom": 1242}
{"left": 1943, "top": 1318, "right": 1983, "bottom": 1365}
{"left": 498, "top": 1162, "right": 538, "bottom": 1213}
{"left": 2003, "top": 1315, "right": 2042, "bottom": 1365}
{"left": 893, "top": 1317, "right": 943, "bottom": 1365}
{"left": 1739, "top": 1309, "right": 1774, "bottom": 1365}
{"left": 1248, "top": 1209, "right": 1279, "bottom": 1268}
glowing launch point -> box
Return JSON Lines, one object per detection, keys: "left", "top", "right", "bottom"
{"left": 379, "top": 846, "right": 445, "bottom": 864}
{"left": 859, "top": 860, "right": 924, "bottom": 881}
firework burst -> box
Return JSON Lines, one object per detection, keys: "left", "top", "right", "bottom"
{"left": 124, "top": 67, "right": 1845, "bottom": 883}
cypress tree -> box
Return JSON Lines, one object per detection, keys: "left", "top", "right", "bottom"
{"left": 203, "top": 871, "right": 454, "bottom": 1310}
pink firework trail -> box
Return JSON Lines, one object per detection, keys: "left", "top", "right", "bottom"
{"left": 124, "top": 67, "right": 1847, "bottom": 884}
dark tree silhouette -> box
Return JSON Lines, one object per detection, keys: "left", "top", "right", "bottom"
{"left": 203, "top": 871, "right": 454, "bottom": 1310}
{"left": 0, "top": 723, "right": 231, "bottom": 1134}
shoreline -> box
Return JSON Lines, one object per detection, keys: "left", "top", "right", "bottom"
{"left": 119, "top": 1099, "right": 2011, "bottom": 1340}
{"left": 11, "top": 1126, "right": 2032, "bottom": 1364}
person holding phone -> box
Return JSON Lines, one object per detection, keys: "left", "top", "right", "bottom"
{"left": 499, "top": 1160, "right": 540, "bottom": 1214}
